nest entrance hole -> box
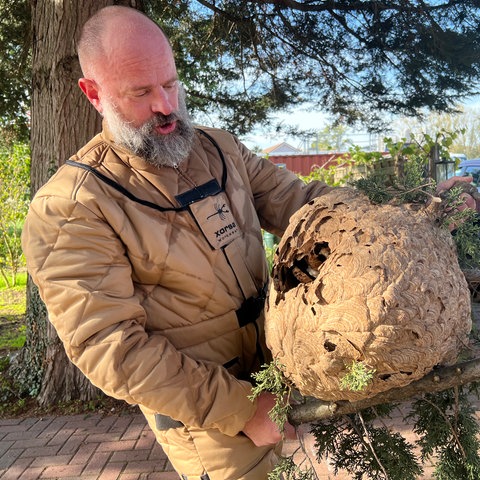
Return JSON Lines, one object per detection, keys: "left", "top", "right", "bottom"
{"left": 280, "top": 241, "right": 331, "bottom": 293}
{"left": 324, "top": 339, "right": 337, "bottom": 352}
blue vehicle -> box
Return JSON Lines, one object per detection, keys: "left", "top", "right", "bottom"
{"left": 455, "top": 159, "right": 480, "bottom": 191}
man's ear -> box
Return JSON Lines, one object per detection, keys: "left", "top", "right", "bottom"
{"left": 78, "top": 78, "right": 103, "bottom": 114}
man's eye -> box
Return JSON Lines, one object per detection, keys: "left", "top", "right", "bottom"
{"left": 130, "top": 88, "right": 150, "bottom": 97}
{"left": 164, "top": 81, "right": 178, "bottom": 91}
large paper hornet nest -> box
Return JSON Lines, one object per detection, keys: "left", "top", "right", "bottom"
{"left": 265, "top": 188, "right": 472, "bottom": 402}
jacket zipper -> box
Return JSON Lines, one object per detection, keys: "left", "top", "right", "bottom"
{"left": 172, "top": 163, "right": 198, "bottom": 189}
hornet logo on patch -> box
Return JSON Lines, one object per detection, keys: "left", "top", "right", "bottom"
{"left": 207, "top": 202, "right": 229, "bottom": 221}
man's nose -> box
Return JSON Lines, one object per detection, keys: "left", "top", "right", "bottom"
{"left": 151, "top": 86, "right": 175, "bottom": 115}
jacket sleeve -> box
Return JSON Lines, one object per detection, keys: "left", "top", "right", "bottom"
{"left": 22, "top": 194, "right": 256, "bottom": 437}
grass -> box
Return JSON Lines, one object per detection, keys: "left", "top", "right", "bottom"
{"left": 0, "top": 276, "right": 27, "bottom": 352}
{"left": 0, "top": 271, "right": 27, "bottom": 354}
{"left": 0, "top": 273, "right": 29, "bottom": 417}
{"left": 0, "top": 286, "right": 26, "bottom": 314}
{"left": 0, "top": 270, "right": 27, "bottom": 289}
{"left": 0, "top": 324, "right": 26, "bottom": 350}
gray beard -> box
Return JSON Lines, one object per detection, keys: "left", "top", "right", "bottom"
{"left": 102, "top": 87, "right": 195, "bottom": 168}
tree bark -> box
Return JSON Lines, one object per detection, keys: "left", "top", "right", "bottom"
{"left": 24, "top": 0, "right": 143, "bottom": 406}
{"left": 289, "top": 356, "right": 480, "bottom": 425}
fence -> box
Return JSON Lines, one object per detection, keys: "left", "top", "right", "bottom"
{"left": 268, "top": 153, "right": 401, "bottom": 183}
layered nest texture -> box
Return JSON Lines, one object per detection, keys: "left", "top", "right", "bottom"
{"left": 265, "top": 188, "right": 472, "bottom": 401}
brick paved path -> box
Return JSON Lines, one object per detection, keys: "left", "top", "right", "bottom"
{"left": 0, "top": 408, "right": 432, "bottom": 480}
{"left": 0, "top": 411, "right": 177, "bottom": 480}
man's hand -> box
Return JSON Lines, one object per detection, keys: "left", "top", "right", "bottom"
{"left": 437, "top": 176, "right": 479, "bottom": 212}
{"left": 242, "top": 392, "right": 297, "bottom": 447}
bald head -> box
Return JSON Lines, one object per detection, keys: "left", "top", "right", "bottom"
{"left": 76, "top": 6, "right": 193, "bottom": 167}
{"left": 78, "top": 6, "right": 170, "bottom": 80}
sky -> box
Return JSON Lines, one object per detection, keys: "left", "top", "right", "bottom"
{"left": 239, "top": 108, "right": 390, "bottom": 153}
{"left": 240, "top": 108, "right": 329, "bottom": 151}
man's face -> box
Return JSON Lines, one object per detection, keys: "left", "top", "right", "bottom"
{"left": 85, "top": 26, "right": 195, "bottom": 167}
{"left": 102, "top": 84, "right": 195, "bottom": 168}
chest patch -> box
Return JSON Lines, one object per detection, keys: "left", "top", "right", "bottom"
{"left": 188, "top": 192, "right": 242, "bottom": 249}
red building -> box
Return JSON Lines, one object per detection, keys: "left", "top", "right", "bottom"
{"left": 267, "top": 153, "right": 347, "bottom": 176}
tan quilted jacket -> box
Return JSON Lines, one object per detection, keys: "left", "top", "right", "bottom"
{"left": 22, "top": 125, "right": 330, "bottom": 436}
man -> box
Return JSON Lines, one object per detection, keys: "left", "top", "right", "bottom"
{"left": 22, "top": 6, "right": 332, "bottom": 479}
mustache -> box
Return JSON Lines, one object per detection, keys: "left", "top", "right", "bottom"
{"left": 149, "top": 112, "right": 179, "bottom": 128}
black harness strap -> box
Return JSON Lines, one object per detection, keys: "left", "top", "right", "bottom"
{"left": 235, "top": 283, "right": 267, "bottom": 328}
{"left": 65, "top": 159, "right": 183, "bottom": 212}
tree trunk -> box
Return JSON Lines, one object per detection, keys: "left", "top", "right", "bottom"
{"left": 23, "top": 0, "right": 143, "bottom": 406}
